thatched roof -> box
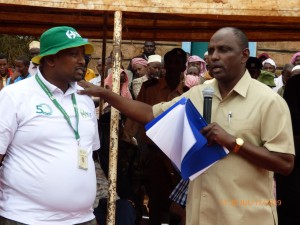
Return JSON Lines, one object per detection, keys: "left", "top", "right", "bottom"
{"left": 1, "top": 1, "right": 300, "bottom": 41}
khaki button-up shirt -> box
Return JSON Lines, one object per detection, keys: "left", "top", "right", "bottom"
{"left": 153, "top": 71, "right": 295, "bottom": 225}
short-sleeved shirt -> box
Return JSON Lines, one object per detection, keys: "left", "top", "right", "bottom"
{"left": 153, "top": 71, "right": 295, "bottom": 225}
{"left": 0, "top": 69, "right": 100, "bottom": 225}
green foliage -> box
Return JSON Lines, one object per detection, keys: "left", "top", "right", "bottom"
{"left": 0, "top": 34, "right": 37, "bottom": 66}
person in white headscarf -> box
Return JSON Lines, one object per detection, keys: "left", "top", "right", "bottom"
{"left": 262, "top": 58, "right": 276, "bottom": 74}
{"left": 292, "top": 65, "right": 300, "bottom": 76}
{"left": 261, "top": 58, "right": 280, "bottom": 92}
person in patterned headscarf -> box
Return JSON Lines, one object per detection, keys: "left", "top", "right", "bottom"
{"left": 186, "top": 55, "right": 207, "bottom": 78}
{"left": 290, "top": 52, "right": 300, "bottom": 66}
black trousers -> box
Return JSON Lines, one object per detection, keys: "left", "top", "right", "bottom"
{"left": 141, "top": 145, "right": 181, "bottom": 225}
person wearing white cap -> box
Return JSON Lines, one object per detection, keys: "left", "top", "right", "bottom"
{"left": 292, "top": 65, "right": 300, "bottom": 76}
{"left": 29, "top": 40, "right": 40, "bottom": 58}
{"left": 147, "top": 54, "right": 162, "bottom": 79}
{"left": 262, "top": 58, "right": 276, "bottom": 74}
{"left": 130, "top": 54, "right": 162, "bottom": 99}
{"left": 28, "top": 40, "right": 40, "bottom": 76}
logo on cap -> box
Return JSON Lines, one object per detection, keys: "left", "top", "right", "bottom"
{"left": 66, "top": 30, "right": 81, "bottom": 39}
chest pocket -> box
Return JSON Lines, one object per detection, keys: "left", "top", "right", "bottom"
{"left": 220, "top": 109, "right": 260, "bottom": 139}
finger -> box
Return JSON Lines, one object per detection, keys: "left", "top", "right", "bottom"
{"left": 200, "top": 123, "right": 213, "bottom": 135}
{"left": 77, "top": 89, "right": 89, "bottom": 95}
{"left": 77, "top": 80, "right": 89, "bottom": 88}
{"left": 204, "top": 129, "right": 216, "bottom": 145}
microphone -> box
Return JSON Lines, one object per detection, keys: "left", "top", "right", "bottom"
{"left": 202, "top": 87, "right": 214, "bottom": 124}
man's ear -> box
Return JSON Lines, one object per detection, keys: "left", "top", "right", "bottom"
{"left": 241, "top": 48, "right": 250, "bottom": 64}
{"left": 43, "top": 55, "right": 56, "bottom": 67}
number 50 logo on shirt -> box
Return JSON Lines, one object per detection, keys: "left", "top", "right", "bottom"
{"left": 36, "top": 103, "right": 53, "bottom": 116}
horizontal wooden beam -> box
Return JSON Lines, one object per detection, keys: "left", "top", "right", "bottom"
{"left": 4, "top": 12, "right": 300, "bottom": 32}
{"left": 1, "top": 3, "right": 300, "bottom": 41}
{"left": 1, "top": 0, "right": 300, "bottom": 18}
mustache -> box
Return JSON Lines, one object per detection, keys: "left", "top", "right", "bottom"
{"left": 208, "top": 63, "right": 224, "bottom": 70}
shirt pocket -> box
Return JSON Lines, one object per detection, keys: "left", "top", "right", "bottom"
{"left": 226, "top": 117, "right": 256, "bottom": 137}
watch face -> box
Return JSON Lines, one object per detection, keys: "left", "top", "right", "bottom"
{"left": 236, "top": 138, "right": 244, "bottom": 145}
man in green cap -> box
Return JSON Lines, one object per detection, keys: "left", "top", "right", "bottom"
{"left": 0, "top": 26, "right": 100, "bottom": 225}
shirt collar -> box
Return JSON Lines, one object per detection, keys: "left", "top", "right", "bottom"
{"left": 209, "top": 70, "right": 252, "bottom": 100}
{"left": 36, "top": 67, "right": 77, "bottom": 95}
{"left": 231, "top": 70, "right": 252, "bottom": 98}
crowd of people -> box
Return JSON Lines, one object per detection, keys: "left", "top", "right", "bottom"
{"left": 0, "top": 25, "right": 300, "bottom": 225}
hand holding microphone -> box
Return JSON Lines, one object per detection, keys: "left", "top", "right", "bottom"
{"left": 201, "top": 86, "right": 236, "bottom": 148}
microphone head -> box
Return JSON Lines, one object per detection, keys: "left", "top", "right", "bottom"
{"left": 202, "top": 86, "right": 214, "bottom": 98}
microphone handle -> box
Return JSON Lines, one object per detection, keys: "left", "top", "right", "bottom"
{"left": 203, "top": 97, "right": 212, "bottom": 124}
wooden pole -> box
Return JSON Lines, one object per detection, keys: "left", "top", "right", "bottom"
{"left": 107, "top": 10, "right": 122, "bottom": 225}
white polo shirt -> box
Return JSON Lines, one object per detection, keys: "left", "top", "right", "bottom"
{"left": 0, "top": 69, "right": 100, "bottom": 225}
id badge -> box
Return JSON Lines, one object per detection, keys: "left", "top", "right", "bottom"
{"left": 78, "top": 147, "right": 88, "bottom": 170}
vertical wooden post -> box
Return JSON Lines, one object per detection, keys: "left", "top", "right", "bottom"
{"left": 107, "top": 10, "right": 122, "bottom": 225}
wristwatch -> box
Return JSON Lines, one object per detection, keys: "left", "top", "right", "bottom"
{"left": 232, "top": 138, "right": 244, "bottom": 153}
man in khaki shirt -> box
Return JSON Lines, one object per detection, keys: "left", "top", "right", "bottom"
{"left": 78, "top": 27, "right": 295, "bottom": 225}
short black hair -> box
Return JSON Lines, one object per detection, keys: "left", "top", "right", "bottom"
{"left": 230, "top": 27, "right": 249, "bottom": 49}
{"left": 144, "top": 41, "right": 155, "bottom": 46}
{"left": 246, "top": 57, "right": 262, "bottom": 70}
{"left": 218, "top": 27, "right": 249, "bottom": 50}
{"left": 164, "top": 48, "right": 186, "bottom": 65}
{"left": 15, "top": 55, "right": 30, "bottom": 67}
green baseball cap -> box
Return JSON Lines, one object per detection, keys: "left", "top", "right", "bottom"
{"left": 32, "top": 26, "right": 94, "bottom": 64}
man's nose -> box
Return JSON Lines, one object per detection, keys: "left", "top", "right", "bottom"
{"left": 210, "top": 51, "right": 219, "bottom": 61}
{"left": 79, "top": 54, "right": 86, "bottom": 65}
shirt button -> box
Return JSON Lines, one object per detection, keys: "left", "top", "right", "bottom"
{"left": 202, "top": 193, "right": 206, "bottom": 197}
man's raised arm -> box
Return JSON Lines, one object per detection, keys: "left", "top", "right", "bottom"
{"left": 78, "top": 80, "right": 154, "bottom": 124}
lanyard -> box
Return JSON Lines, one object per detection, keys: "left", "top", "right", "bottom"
{"left": 35, "top": 75, "right": 80, "bottom": 144}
